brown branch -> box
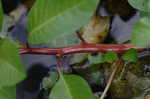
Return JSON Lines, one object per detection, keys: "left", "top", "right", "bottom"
{"left": 56, "top": 55, "right": 63, "bottom": 73}
{"left": 19, "top": 44, "right": 150, "bottom": 56}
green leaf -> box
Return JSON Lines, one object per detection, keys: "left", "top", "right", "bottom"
{"left": 0, "top": 38, "right": 26, "bottom": 86}
{"left": 122, "top": 48, "right": 138, "bottom": 62}
{"left": 51, "top": 74, "right": 94, "bottom": 99}
{"left": 0, "top": 1, "right": 3, "bottom": 31}
{"left": 48, "top": 33, "right": 79, "bottom": 47}
{"left": 28, "top": 0, "right": 99, "bottom": 47}
{"left": 0, "top": 86, "right": 16, "bottom": 99}
{"left": 131, "top": 16, "right": 150, "bottom": 47}
{"left": 103, "top": 52, "right": 118, "bottom": 63}
{"left": 88, "top": 53, "right": 104, "bottom": 64}
{"left": 128, "top": 0, "right": 150, "bottom": 12}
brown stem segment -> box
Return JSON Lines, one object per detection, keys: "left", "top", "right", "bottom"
{"left": 19, "top": 44, "right": 150, "bottom": 56}
{"left": 56, "top": 55, "right": 63, "bottom": 73}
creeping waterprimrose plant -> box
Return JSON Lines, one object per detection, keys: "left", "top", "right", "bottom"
{"left": 0, "top": 0, "right": 149, "bottom": 99}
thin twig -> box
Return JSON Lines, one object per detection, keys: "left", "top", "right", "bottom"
{"left": 56, "top": 55, "right": 63, "bottom": 73}
{"left": 119, "top": 62, "right": 128, "bottom": 80}
{"left": 100, "top": 60, "right": 123, "bottom": 99}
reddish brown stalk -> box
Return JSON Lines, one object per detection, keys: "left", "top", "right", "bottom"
{"left": 56, "top": 56, "right": 63, "bottom": 73}
{"left": 19, "top": 44, "right": 150, "bottom": 56}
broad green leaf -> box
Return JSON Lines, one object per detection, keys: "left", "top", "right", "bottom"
{"left": 88, "top": 53, "right": 104, "bottom": 64}
{"left": 122, "top": 48, "right": 138, "bottom": 62}
{"left": 0, "top": 38, "right": 26, "bottom": 86}
{"left": 131, "top": 16, "right": 150, "bottom": 47}
{"left": 51, "top": 74, "right": 94, "bottom": 99}
{"left": 0, "top": 1, "right": 3, "bottom": 31}
{"left": 103, "top": 52, "right": 118, "bottom": 63}
{"left": 28, "top": 0, "right": 99, "bottom": 47}
{"left": 128, "top": 0, "right": 150, "bottom": 12}
{"left": 0, "top": 86, "right": 16, "bottom": 99}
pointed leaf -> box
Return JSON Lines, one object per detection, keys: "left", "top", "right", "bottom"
{"left": 51, "top": 74, "right": 94, "bottom": 99}
{"left": 0, "top": 38, "right": 26, "bottom": 86}
{"left": 28, "top": 0, "right": 99, "bottom": 47}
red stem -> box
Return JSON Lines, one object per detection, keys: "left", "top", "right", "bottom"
{"left": 19, "top": 44, "right": 150, "bottom": 56}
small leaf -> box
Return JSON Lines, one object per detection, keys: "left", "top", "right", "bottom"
{"left": 51, "top": 74, "right": 94, "bottom": 99}
{"left": 0, "top": 38, "right": 26, "bottom": 86}
{"left": 103, "top": 52, "right": 118, "bottom": 63}
{"left": 28, "top": 0, "right": 99, "bottom": 47}
{"left": 0, "top": 86, "right": 16, "bottom": 99}
{"left": 122, "top": 48, "right": 138, "bottom": 62}
{"left": 88, "top": 53, "right": 104, "bottom": 64}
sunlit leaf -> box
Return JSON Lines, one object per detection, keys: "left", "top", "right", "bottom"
{"left": 28, "top": 0, "right": 99, "bottom": 47}
{"left": 0, "top": 38, "right": 26, "bottom": 86}
{"left": 51, "top": 74, "right": 94, "bottom": 99}
{"left": 131, "top": 16, "right": 150, "bottom": 47}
